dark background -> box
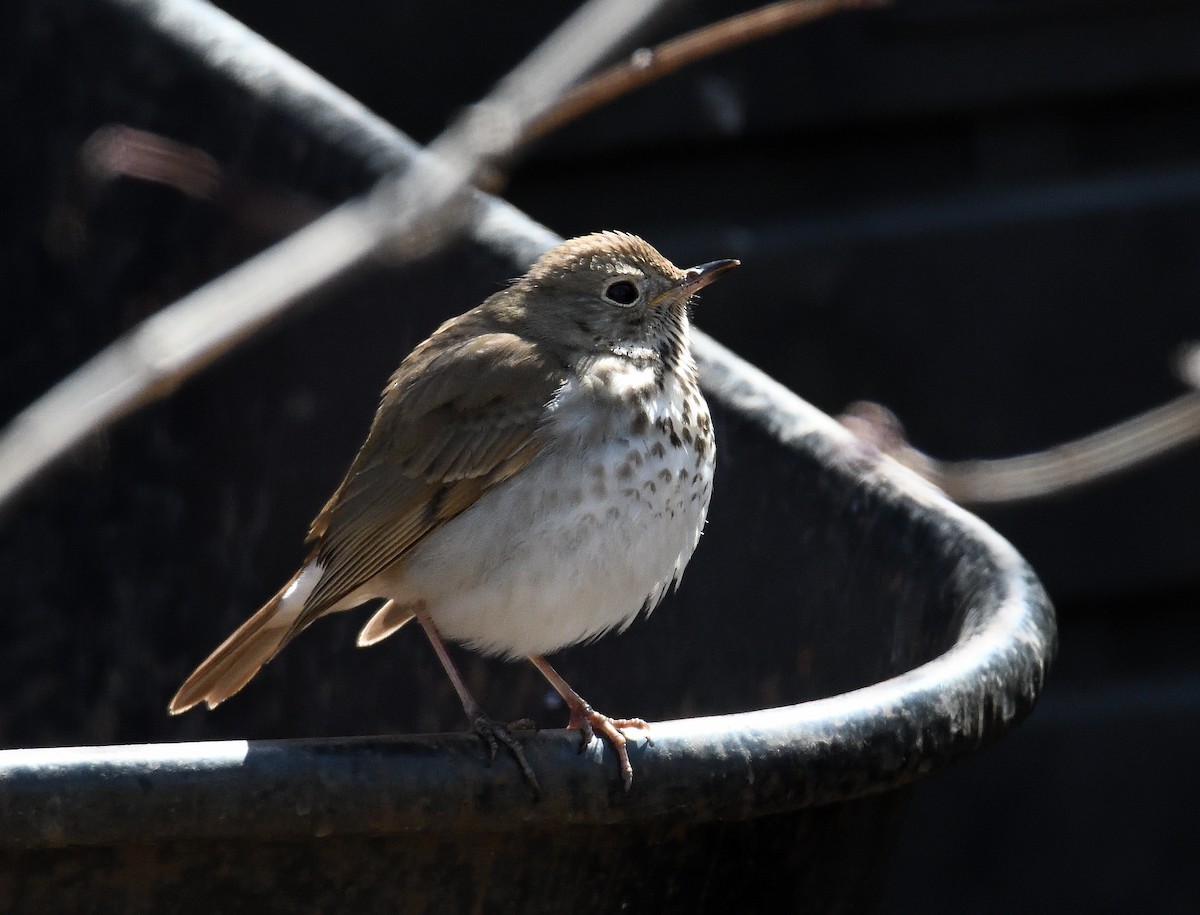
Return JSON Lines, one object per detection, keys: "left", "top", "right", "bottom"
{"left": 203, "top": 1, "right": 1200, "bottom": 910}
{"left": 7, "top": 0, "right": 1200, "bottom": 911}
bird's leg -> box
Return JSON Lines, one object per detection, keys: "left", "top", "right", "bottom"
{"left": 528, "top": 655, "right": 652, "bottom": 792}
{"left": 413, "top": 605, "right": 540, "bottom": 796}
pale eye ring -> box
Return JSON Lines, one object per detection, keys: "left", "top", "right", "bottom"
{"left": 604, "top": 280, "right": 640, "bottom": 306}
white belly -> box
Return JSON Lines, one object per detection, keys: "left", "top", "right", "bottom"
{"left": 390, "top": 373, "right": 714, "bottom": 658}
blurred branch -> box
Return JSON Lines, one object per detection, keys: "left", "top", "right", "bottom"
{"left": 523, "top": 0, "right": 888, "bottom": 146}
{"left": 0, "top": 0, "right": 671, "bottom": 513}
{"left": 72, "top": 0, "right": 886, "bottom": 207}
{"left": 841, "top": 384, "right": 1200, "bottom": 506}
{"left": 1, "top": 0, "right": 897, "bottom": 515}
{"left": 74, "top": 125, "right": 319, "bottom": 238}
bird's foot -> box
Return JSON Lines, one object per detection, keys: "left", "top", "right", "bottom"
{"left": 472, "top": 714, "right": 540, "bottom": 797}
{"left": 567, "top": 704, "right": 653, "bottom": 791}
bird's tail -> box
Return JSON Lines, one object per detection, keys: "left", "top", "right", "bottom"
{"left": 356, "top": 598, "right": 417, "bottom": 647}
{"left": 168, "top": 564, "right": 321, "bottom": 715}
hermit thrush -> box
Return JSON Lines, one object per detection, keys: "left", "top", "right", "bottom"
{"left": 169, "top": 231, "right": 739, "bottom": 793}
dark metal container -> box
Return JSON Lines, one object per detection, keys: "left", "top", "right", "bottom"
{"left": 1, "top": 1, "right": 1055, "bottom": 911}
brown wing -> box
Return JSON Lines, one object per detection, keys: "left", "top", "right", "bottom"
{"left": 300, "top": 328, "right": 566, "bottom": 619}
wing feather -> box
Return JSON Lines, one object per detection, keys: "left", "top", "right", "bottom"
{"left": 299, "top": 327, "right": 564, "bottom": 620}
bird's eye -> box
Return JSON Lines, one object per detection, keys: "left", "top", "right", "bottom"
{"left": 604, "top": 280, "right": 640, "bottom": 306}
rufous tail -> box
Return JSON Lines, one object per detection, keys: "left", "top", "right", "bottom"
{"left": 169, "top": 565, "right": 319, "bottom": 714}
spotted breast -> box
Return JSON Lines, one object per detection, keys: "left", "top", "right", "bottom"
{"left": 393, "top": 347, "right": 715, "bottom": 658}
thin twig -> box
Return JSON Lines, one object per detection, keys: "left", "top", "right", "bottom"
{"left": 0, "top": 0, "right": 672, "bottom": 513}
{"left": 74, "top": 125, "right": 318, "bottom": 238}
{"left": 524, "top": 0, "right": 888, "bottom": 145}
{"left": 84, "top": 0, "right": 886, "bottom": 198}
{"left": 841, "top": 392, "right": 1200, "bottom": 506}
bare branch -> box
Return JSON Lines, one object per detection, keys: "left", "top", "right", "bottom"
{"left": 841, "top": 391, "right": 1200, "bottom": 506}
{"left": 73, "top": 125, "right": 318, "bottom": 238}
{"left": 524, "top": 0, "right": 889, "bottom": 145}
{"left": 0, "top": 0, "right": 673, "bottom": 513}
{"left": 86, "top": 1, "right": 889, "bottom": 202}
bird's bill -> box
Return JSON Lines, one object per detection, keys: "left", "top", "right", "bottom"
{"left": 683, "top": 258, "right": 740, "bottom": 291}
{"left": 651, "top": 258, "right": 740, "bottom": 307}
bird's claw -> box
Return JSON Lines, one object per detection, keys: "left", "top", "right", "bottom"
{"left": 471, "top": 713, "right": 541, "bottom": 797}
{"left": 567, "top": 704, "right": 653, "bottom": 791}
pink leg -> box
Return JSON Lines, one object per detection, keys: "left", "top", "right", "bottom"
{"left": 414, "top": 605, "right": 540, "bottom": 796}
{"left": 528, "top": 655, "right": 652, "bottom": 791}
